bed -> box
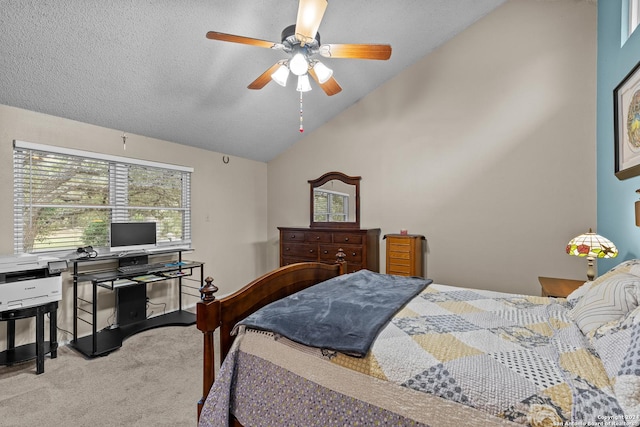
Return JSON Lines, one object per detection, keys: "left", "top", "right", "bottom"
{"left": 195, "top": 256, "right": 640, "bottom": 427}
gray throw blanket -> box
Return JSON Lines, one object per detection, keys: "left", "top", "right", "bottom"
{"left": 233, "top": 269, "right": 431, "bottom": 357}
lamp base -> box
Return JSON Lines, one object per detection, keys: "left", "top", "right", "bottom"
{"left": 587, "top": 257, "right": 595, "bottom": 281}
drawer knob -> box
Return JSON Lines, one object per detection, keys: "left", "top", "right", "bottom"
{"left": 352, "top": 252, "right": 356, "bottom": 256}
{"left": 316, "top": 236, "right": 320, "bottom": 240}
{"left": 344, "top": 237, "right": 349, "bottom": 241}
{"left": 285, "top": 247, "right": 290, "bottom": 251}
{"left": 290, "top": 234, "right": 296, "bottom": 238}
{"left": 323, "top": 250, "right": 328, "bottom": 254}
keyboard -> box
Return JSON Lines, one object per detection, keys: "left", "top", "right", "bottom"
{"left": 117, "top": 262, "right": 167, "bottom": 274}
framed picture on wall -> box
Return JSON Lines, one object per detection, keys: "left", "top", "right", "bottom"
{"left": 614, "top": 59, "right": 640, "bottom": 180}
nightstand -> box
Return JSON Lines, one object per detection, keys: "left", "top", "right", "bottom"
{"left": 384, "top": 234, "right": 425, "bottom": 277}
{"left": 538, "top": 276, "right": 585, "bottom": 298}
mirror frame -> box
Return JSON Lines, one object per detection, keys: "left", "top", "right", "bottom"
{"left": 309, "top": 171, "right": 360, "bottom": 229}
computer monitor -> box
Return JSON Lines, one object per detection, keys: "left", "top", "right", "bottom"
{"left": 109, "top": 222, "right": 157, "bottom": 252}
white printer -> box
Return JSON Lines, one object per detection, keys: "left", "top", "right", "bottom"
{"left": 0, "top": 254, "right": 67, "bottom": 312}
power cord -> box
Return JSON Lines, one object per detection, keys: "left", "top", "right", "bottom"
{"left": 48, "top": 313, "right": 73, "bottom": 338}
{"left": 146, "top": 300, "right": 166, "bottom": 319}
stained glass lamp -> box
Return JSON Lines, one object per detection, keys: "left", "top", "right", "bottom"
{"left": 566, "top": 229, "right": 618, "bottom": 281}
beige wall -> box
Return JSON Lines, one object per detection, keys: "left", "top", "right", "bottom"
{"left": 0, "top": 104, "right": 268, "bottom": 345}
{"left": 267, "top": 0, "right": 598, "bottom": 295}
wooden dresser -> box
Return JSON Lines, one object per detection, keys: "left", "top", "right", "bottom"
{"left": 384, "top": 234, "right": 425, "bottom": 277}
{"left": 278, "top": 227, "right": 381, "bottom": 273}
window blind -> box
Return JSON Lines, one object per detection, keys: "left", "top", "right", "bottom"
{"left": 13, "top": 140, "right": 192, "bottom": 254}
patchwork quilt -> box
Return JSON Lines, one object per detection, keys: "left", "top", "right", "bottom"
{"left": 199, "top": 283, "right": 639, "bottom": 427}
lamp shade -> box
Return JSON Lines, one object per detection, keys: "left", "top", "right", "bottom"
{"left": 312, "top": 61, "right": 333, "bottom": 84}
{"left": 289, "top": 53, "right": 308, "bottom": 76}
{"left": 271, "top": 64, "right": 290, "bottom": 87}
{"left": 565, "top": 229, "right": 618, "bottom": 259}
{"left": 296, "top": 74, "right": 312, "bottom": 92}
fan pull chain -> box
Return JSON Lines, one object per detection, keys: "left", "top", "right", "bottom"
{"left": 299, "top": 91, "right": 304, "bottom": 133}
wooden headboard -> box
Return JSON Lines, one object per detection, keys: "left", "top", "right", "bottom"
{"left": 196, "top": 254, "right": 347, "bottom": 420}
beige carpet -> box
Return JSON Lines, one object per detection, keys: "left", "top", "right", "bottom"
{"left": 0, "top": 325, "right": 206, "bottom": 426}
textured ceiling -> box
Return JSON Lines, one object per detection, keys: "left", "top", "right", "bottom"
{"left": 0, "top": 0, "right": 506, "bottom": 162}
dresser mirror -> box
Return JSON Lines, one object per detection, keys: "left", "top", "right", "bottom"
{"left": 309, "top": 172, "right": 360, "bottom": 229}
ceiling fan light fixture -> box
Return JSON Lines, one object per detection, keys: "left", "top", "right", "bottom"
{"left": 289, "top": 52, "right": 308, "bottom": 76}
{"left": 271, "top": 64, "right": 290, "bottom": 87}
{"left": 296, "top": 74, "right": 312, "bottom": 92}
{"left": 312, "top": 61, "right": 333, "bottom": 84}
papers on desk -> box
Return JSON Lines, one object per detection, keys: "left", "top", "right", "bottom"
{"left": 131, "top": 274, "right": 165, "bottom": 283}
{"left": 112, "top": 278, "right": 138, "bottom": 288}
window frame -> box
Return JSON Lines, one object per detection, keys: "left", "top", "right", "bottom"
{"left": 13, "top": 140, "right": 193, "bottom": 255}
{"left": 630, "top": 0, "right": 640, "bottom": 37}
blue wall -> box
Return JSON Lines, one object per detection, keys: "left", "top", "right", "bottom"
{"left": 597, "top": 0, "right": 640, "bottom": 272}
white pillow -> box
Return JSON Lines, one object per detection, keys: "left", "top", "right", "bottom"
{"left": 566, "top": 281, "right": 591, "bottom": 305}
{"left": 569, "top": 273, "right": 640, "bottom": 335}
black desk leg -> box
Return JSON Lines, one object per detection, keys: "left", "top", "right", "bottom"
{"left": 50, "top": 306, "right": 58, "bottom": 359}
{"left": 7, "top": 319, "right": 15, "bottom": 367}
{"left": 36, "top": 306, "right": 44, "bottom": 375}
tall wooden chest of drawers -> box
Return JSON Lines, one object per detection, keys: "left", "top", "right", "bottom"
{"left": 278, "top": 227, "right": 381, "bottom": 273}
{"left": 384, "top": 234, "right": 425, "bottom": 277}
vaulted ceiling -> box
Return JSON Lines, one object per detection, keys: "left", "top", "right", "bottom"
{"left": 0, "top": 0, "right": 506, "bottom": 162}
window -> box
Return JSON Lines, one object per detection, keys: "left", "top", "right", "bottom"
{"left": 312, "top": 189, "right": 349, "bottom": 222}
{"left": 13, "top": 140, "right": 192, "bottom": 254}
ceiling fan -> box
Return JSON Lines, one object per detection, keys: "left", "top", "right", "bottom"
{"left": 205, "top": 0, "right": 392, "bottom": 97}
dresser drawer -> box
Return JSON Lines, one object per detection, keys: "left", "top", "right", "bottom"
{"left": 388, "top": 257, "right": 411, "bottom": 274}
{"left": 332, "top": 232, "right": 362, "bottom": 245}
{"left": 307, "top": 232, "right": 332, "bottom": 243}
{"left": 281, "top": 242, "right": 317, "bottom": 259}
{"left": 388, "top": 264, "right": 412, "bottom": 275}
{"left": 388, "top": 257, "right": 411, "bottom": 266}
{"left": 388, "top": 250, "right": 411, "bottom": 260}
{"left": 281, "top": 231, "right": 307, "bottom": 242}
{"left": 320, "top": 244, "right": 362, "bottom": 262}
{"left": 388, "top": 241, "right": 411, "bottom": 254}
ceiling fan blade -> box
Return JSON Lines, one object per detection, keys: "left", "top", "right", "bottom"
{"left": 206, "top": 31, "right": 280, "bottom": 49}
{"left": 248, "top": 62, "right": 283, "bottom": 90}
{"left": 319, "top": 44, "right": 392, "bottom": 60}
{"left": 308, "top": 68, "right": 342, "bottom": 96}
{"left": 295, "top": 0, "right": 328, "bottom": 45}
